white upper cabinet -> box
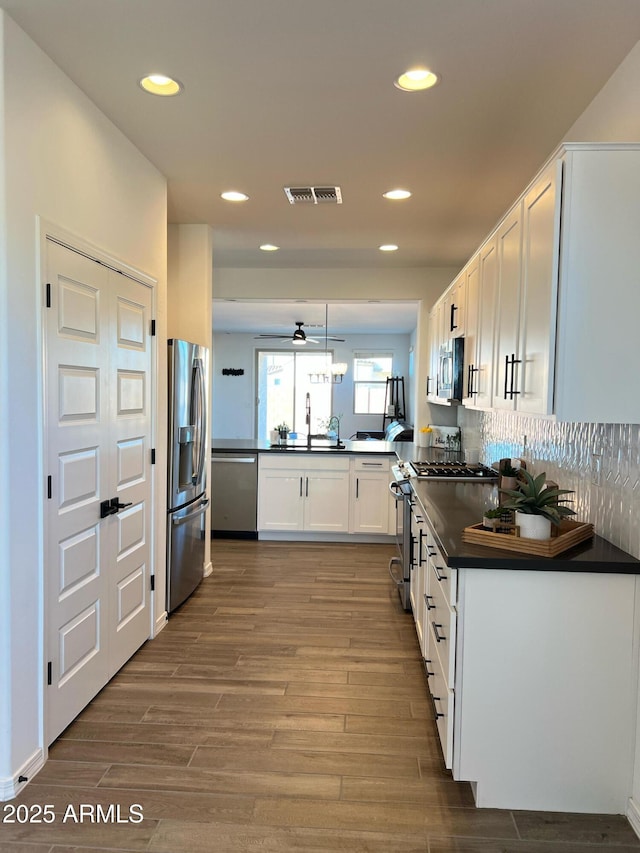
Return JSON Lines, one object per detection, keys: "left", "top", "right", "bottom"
{"left": 493, "top": 201, "right": 524, "bottom": 411}
{"left": 434, "top": 143, "right": 640, "bottom": 422}
{"left": 518, "top": 161, "right": 561, "bottom": 415}
{"left": 553, "top": 147, "right": 640, "bottom": 423}
{"left": 443, "top": 272, "right": 466, "bottom": 339}
{"left": 463, "top": 241, "right": 498, "bottom": 410}
{"left": 475, "top": 238, "right": 498, "bottom": 410}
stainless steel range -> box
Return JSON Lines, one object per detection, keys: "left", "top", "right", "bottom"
{"left": 388, "top": 464, "right": 414, "bottom": 611}
{"left": 410, "top": 460, "right": 499, "bottom": 481}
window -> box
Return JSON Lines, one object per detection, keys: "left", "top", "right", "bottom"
{"left": 353, "top": 352, "right": 393, "bottom": 414}
{"left": 256, "top": 350, "right": 333, "bottom": 440}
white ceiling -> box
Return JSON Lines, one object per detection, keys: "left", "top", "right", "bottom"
{"left": 2, "top": 0, "right": 640, "bottom": 273}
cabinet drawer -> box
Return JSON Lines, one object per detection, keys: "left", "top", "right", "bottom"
{"left": 425, "top": 535, "right": 457, "bottom": 606}
{"left": 259, "top": 454, "right": 349, "bottom": 471}
{"left": 429, "top": 564, "right": 457, "bottom": 690}
{"left": 353, "top": 456, "right": 390, "bottom": 472}
{"left": 424, "top": 631, "right": 454, "bottom": 769}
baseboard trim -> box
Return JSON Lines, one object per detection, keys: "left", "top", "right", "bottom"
{"left": 258, "top": 532, "right": 395, "bottom": 543}
{"left": 0, "top": 748, "right": 45, "bottom": 802}
{"left": 203, "top": 560, "right": 213, "bottom": 578}
{"left": 154, "top": 611, "right": 168, "bottom": 636}
{"left": 627, "top": 797, "right": 640, "bottom": 840}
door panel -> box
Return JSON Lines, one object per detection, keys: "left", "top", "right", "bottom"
{"left": 107, "top": 269, "right": 152, "bottom": 676}
{"left": 45, "top": 240, "right": 152, "bottom": 742}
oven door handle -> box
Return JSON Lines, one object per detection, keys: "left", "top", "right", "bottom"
{"left": 389, "top": 481, "right": 405, "bottom": 499}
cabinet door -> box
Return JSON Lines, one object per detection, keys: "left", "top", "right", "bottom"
{"left": 443, "top": 274, "right": 465, "bottom": 339}
{"left": 303, "top": 470, "right": 350, "bottom": 532}
{"left": 351, "top": 470, "right": 392, "bottom": 534}
{"left": 475, "top": 237, "right": 498, "bottom": 410}
{"left": 462, "top": 254, "right": 480, "bottom": 405}
{"left": 258, "top": 468, "right": 304, "bottom": 530}
{"left": 518, "top": 161, "right": 561, "bottom": 415}
{"left": 493, "top": 202, "right": 523, "bottom": 411}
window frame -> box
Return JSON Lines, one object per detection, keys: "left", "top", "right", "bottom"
{"left": 352, "top": 351, "right": 394, "bottom": 415}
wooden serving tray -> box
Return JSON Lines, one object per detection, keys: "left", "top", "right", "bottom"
{"left": 462, "top": 519, "right": 594, "bottom": 557}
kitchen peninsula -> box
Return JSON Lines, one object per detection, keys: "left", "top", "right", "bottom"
{"left": 211, "top": 438, "right": 400, "bottom": 539}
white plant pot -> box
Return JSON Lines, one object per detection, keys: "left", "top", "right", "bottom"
{"left": 515, "top": 511, "right": 551, "bottom": 541}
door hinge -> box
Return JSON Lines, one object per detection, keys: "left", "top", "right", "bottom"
{"left": 151, "top": 448, "right": 156, "bottom": 464}
{"left": 150, "top": 319, "right": 156, "bottom": 336}
{"left": 45, "top": 282, "right": 51, "bottom": 308}
{"left": 150, "top": 575, "right": 155, "bottom": 591}
{"left": 47, "top": 662, "right": 52, "bottom": 686}
{"left": 47, "top": 475, "right": 52, "bottom": 499}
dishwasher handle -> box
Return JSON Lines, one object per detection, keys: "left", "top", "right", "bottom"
{"left": 211, "top": 456, "right": 256, "bottom": 463}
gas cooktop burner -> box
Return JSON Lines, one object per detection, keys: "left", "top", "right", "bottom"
{"left": 410, "top": 461, "right": 499, "bottom": 481}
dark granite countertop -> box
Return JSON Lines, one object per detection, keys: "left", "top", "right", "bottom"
{"left": 411, "top": 478, "right": 640, "bottom": 574}
{"left": 211, "top": 438, "right": 400, "bottom": 455}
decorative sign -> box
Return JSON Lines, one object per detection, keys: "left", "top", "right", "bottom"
{"left": 221, "top": 368, "right": 244, "bottom": 376}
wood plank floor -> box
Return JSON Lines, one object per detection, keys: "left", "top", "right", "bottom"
{"left": 4, "top": 541, "right": 640, "bottom": 852}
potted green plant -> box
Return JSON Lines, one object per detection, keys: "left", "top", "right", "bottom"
{"left": 276, "top": 422, "right": 289, "bottom": 440}
{"left": 482, "top": 506, "right": 508, "bottom": 530}
{"left": 500, "top": 470, "right": 576, "bottom": 540}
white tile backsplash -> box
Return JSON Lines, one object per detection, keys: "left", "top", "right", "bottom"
{"left": 459, "top": 408, "right": 640, "bottom": 559}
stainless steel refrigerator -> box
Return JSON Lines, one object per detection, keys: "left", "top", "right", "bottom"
{"left": 167, "top": 339, "right": 209, "bottom": 612}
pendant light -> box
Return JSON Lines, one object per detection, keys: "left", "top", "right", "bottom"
{"left": 309, "top": 305, "right": 347, "bottom": 383}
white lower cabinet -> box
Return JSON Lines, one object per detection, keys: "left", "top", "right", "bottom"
{"left": 350, "top": 456, "right": 393, "bottom": 534}
{"left": 419, "top": 534, "right": 639, "bottom": 812}
{"left": 258, "top": 455, "right": 350, "bottom": 532}
{"left": 423, "top": 528, "right": 457, "bottom": 770}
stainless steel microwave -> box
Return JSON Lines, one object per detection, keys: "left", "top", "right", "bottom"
{"left": 437, "top": 337, "right": 464, "bottom": 402}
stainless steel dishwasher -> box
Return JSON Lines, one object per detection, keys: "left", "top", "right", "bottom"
{"left": 210, "top": 452, "right": 258, "bottom": 538}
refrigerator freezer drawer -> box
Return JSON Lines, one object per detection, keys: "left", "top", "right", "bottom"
{"left": 167, "top": 497, "right": 209, "bottom": 612}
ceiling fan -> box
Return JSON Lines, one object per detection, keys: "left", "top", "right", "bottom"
{"left": 254, "top": 321, "right": 344, "bottom": 346}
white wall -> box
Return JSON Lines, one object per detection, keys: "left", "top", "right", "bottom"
{"left": 212, "top": 332, "right": 412, "bottom": 440}
{"left": 563, "top": 40, "right": 640, "bottom": 142}
{"left": 0, "top": 12, "right": 167, "bottom": 794}
{"left": 167, "top": 224, "right": 214, "bottom": 572}
{"left": 168, "top": 225, "right": 214, "bottom": 347}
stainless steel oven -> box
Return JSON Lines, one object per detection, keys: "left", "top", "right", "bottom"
{"left": 388, "top": 464, "right": 413, "bottom": 611}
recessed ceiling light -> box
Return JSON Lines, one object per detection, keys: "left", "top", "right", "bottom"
{"left": 221, "top": 191, "right": 249, "bottom": 202}
{"left": 394, "top": 68, "right": 440, "bottom": 92}
{"left": 383, "top": 189, "right": 412, "bottom": 200}
{"left": 379, "top": 244, "right": 399, "bottom": 252}
{"left": 139, "top": 74, "right": 183, "bottom": 96}
{"left": 259, "top": 244, "right": 280, "bottom": 251}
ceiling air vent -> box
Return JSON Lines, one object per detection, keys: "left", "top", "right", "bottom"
{"left": 284, "top": 186, "right": 343, "bottom": 205}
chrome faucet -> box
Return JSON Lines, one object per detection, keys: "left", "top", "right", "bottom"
{"left": 306, "top": 392, "right": 312, "bottom": 449}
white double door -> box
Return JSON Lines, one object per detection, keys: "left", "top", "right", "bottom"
{"left": 45, "top": 240, "right": 153, "bottom": 743}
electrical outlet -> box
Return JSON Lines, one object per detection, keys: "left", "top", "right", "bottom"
{"left": 591, "top": 453, "right": 602, "bottom": 486}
